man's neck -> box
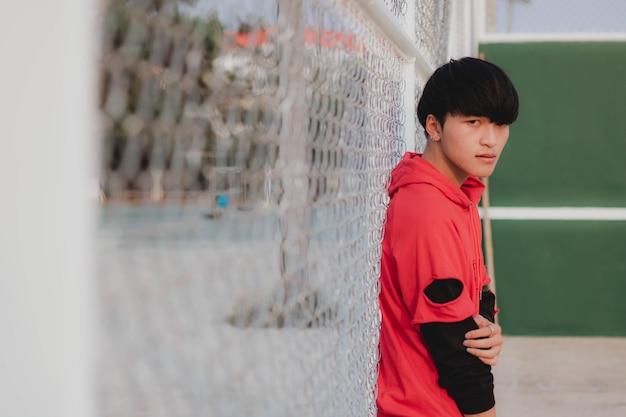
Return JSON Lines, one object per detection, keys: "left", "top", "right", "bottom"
{"left": 422, "top": 144, "right": 467, "bottom": 187}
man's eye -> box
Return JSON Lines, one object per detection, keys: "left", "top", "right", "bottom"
{"left": 467, "top": 120, "right": 479, "bottom": 125}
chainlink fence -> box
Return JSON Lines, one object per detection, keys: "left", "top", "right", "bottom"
{"left": 97, "top": 0, "right": 469, "bottom": 415}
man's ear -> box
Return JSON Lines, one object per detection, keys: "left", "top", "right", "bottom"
{"left": 425, "top": 114, "right": 441, "bottom": 140}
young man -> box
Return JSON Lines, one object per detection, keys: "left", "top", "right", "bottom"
{"left": 377, "top": 57, "right": 519, "bottom": 417}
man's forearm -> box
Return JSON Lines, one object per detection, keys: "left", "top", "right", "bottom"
{"left": 420, "top": 317, "right": 495, "bottom": 414}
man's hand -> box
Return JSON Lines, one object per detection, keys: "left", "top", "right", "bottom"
{"left": 463, "top": 314, "right": 503, "bottom": 366}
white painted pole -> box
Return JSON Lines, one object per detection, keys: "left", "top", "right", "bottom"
{"left": 355, "top": 0, "right": 420, "bottom": 61}
{"left": 351, "top": 0, "right": 436, "bottom": 155}
{"left": 472, "top": 0, "right": 487, "bottom": 57}
{"left": 0, "top": 1, "right": 96, "bottom": 417}
{"left": 403, "top": 0, "right": 418, "bottom": 152}
{"left": 402, "top": 61, "right": 418, "bottom": 152}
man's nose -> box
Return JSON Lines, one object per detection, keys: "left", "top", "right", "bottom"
{"left": 481, "top": 124, "right": 498, "bottom": 147}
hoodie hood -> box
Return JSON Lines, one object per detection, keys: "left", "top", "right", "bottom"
{"left": 388, "top": 152, "right": 484, "bottom": 207}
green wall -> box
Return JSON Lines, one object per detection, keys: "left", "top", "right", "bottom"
{"left": 481, "top": 42, "right": 626, "bottom": 207}
{"left": 479, "top": 42, "right": 626, "bottom": 336}
{"left": 492, "top": 220, "right": 626, "bottom": 336}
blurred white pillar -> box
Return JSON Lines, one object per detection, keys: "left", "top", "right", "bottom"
{"left": 403, "top": 0, "right": 418, "bottom": 152}
{"left": 0, "top": 1, "right": 96, "bottom": 417}
{"left": 473, "top": 0, "right": 488, "bottom": 54}
{"left": 355, "top": 0, "right": 429, "bottom": 153}
{"left": 449, "top": 0, "right": 476, "bottom": 59}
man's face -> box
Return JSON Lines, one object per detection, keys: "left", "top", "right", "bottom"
{"left": 436, "top": 113, "right": 510, "bottom": 185}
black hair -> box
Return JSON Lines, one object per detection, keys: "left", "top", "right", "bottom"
{"left": 417, "top": 57, "right": 519, "bottom": 129}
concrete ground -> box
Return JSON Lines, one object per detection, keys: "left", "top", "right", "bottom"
{"left": 493, "top": 336, "right": 626, "bottom": 417}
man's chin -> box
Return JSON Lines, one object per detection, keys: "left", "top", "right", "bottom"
{"left": 474, "top": 170, "right": 495, "bottom": 179}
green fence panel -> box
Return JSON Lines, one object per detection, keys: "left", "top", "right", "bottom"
{"left": 492, "top": 220, "right": 626, "bottom": 336}
{"left": 480, "top": 42, "right": 626, "bottom": 336}
{"left": 480, "top": 42, "right": 626, "bottom": 207}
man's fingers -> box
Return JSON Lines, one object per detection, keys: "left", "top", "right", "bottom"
{"left": 466, "top": 344, "right": 501, "bottom": 357}
{"left": 466, "top": 315, "right": 504, "bottom": 365}
{"left": 472, "top": 314, "right": 490, "bottom": 327}
{"left": 464, "top": 326, "right": 492, "bottom": 340}
{"left": 466, "top": 345, "right": 502, "bottom": 365}
{"left": 464, "top": 335, "right": 503, "bottom": 350}
{"left": 465, "top": 321, "right": 501, "bottom": 340}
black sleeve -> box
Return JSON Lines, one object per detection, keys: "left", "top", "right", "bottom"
{"left": 421, "top": 318, "right": 495, "bottom": 414}
{"left": 420, "top": 279, "right": 495, "bottom": 414}
{"left": 480, "top": 288, "right": 496, "bottom": 323}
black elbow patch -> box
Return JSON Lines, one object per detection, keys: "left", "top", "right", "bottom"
{"left": 424, "top": 278, "right": 463, "bottom": 304}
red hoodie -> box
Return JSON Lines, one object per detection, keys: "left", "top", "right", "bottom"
{"left": 377, "top": 152, "right": 491, "bottom": 417}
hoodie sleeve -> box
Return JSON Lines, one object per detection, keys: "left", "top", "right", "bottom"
{"left": 389, "top": 184, "right": 477, "bottom": 325}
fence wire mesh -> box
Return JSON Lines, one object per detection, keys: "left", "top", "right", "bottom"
{"left": 382, "top": 0, "right": 409, "bottom": 29}
{"left": 415, "top": 0, "right": 451, "bottom": 69}
{"left": 97, "top": 0, "right": 451, "bottom": 415}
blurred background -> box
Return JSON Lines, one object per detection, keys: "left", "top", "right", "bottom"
{"left": 481, "top": 0, "right": 626, "bottom": 338}
{"left": 2, "top": 1, "right": 625, "bottom": 416}
{"left": 478, "top": 2, "right": 626, "bottom": 416}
